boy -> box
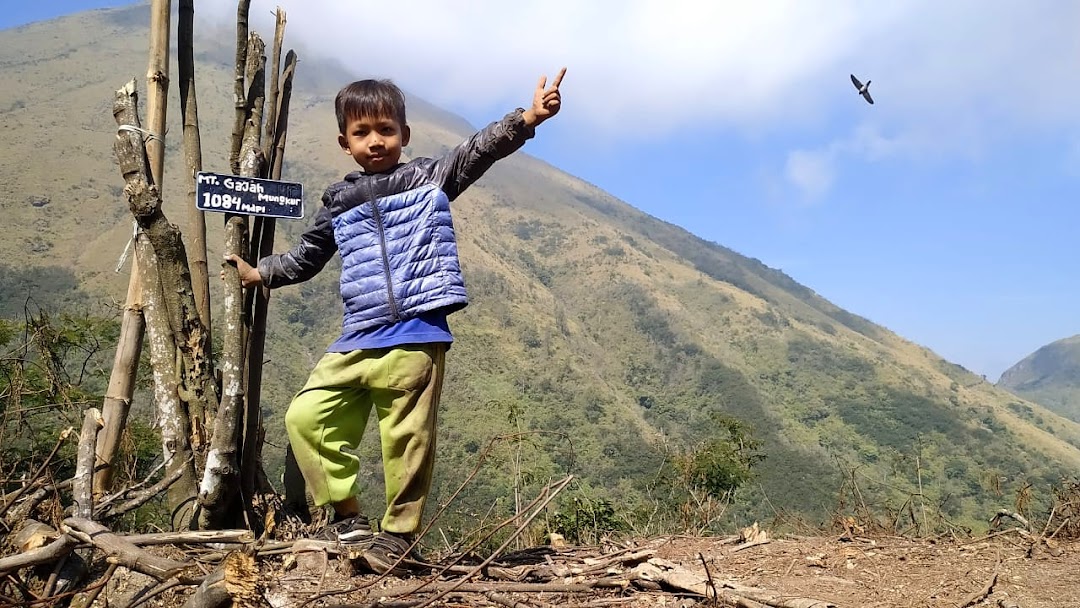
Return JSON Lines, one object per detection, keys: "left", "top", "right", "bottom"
{"left": 226, "top": 67, "right": 566, "bottom": 573}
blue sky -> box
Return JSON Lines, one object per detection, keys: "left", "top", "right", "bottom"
{"left": 5, "top": 1, "right": 1080, "bottom": 381}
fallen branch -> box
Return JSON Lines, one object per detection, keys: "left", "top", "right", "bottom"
{"left": 631, "top": 559, "right": 837, "bottom": 608}
{"left": 61, "top": 517, "right": 191, "bottom": 579}
{"left": 182, "top": 568, "right": 228, "bottom": 608}
{"left": 125, "top": 529, "right": 255, "bottom": 546}
{"left": 12, "top": 520, "right": 59, "bottom": 552}
{"left": 717, "top": 594, "right": 769, "bottom": 608}
{"left": 992, "top": 510, "right": 1030, "bottom": 531}
{"left": 957, "top": 569, "right": 998, "bottom": 608}
{"left": 961, "top": 527, "right": 1028, "bottom": 545}
{"left": 721, "top": 585, "right": 836, "bottom": 608}
{"left": 575, "top": 548, "right": 654, "bottom": 576}
{"left": 732, "top": 538, "right": 771, "bottom": 553}
{"left": 1, "top": 487, "right": 53, "bottom": 535}
{"left": 698, "top": 552, "right": 719, "bottom": 602}
{"left": 483, "top": 590, "right": 540, "bottom": 608}
{"left": 380, "top": 581, "right": 615, "bottom": 596}
{"left": 0, "top": 534, "right": 79, "bottom": 575}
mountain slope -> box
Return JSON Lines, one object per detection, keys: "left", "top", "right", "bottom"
{"left": 3, "top": 5, "right": 1080, "bottom": 532}
{"left": 998, "top": 335, "right": 1080, "bottom": 422}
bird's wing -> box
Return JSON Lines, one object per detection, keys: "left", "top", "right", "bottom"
{"left": 863, "top": 90, "right": 874, "bottom": 105}
{"left": 850, "top": 74, "right": 863, "bottom": 89}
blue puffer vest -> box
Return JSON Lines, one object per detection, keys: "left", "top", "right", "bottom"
{"left": 332, "top": 181, "right": 466, "bottom": 332}
{"left": 256, "top": 109, "right": 535, "bottom": 333}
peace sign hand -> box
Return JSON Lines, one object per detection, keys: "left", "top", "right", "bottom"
{"left": 523, "top": 67, "right": 566, "bottom": 127}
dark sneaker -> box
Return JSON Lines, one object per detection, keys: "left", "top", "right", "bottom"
{"left": 362, "top": 531, "right": 427, "bottom": 575}
{"left": 315, "top": 514, "right": 373, "bottom": 543}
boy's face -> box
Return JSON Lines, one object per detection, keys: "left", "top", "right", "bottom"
{"left": 338, "top": 113, "right": 410, "bottom": 174}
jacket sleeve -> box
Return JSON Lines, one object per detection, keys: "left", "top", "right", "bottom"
{"left": 256, "top": 192, "right": 338, "bottom": 288}
{"left": 431, "top": 109, "right": 535, "bottom": 201}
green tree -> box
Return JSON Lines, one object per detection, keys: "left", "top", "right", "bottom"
{"left": 677, "top": 414, "right": 764, "bottom": 501}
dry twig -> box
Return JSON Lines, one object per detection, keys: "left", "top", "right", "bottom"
{"left": 956, "top": 568, "right": 998, "bottom": 608}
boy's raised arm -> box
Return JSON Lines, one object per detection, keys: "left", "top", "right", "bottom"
{"left": 433, "top": 68, "right": 567, "bottom": 201}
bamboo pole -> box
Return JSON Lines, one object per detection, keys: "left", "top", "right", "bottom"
{"left": 242, "top": 15, "right": 293, "bottom": 507}
{"left": 244, "top": 6, "right": 286, "bottom": 306}
{"left": 93, "top": 275, "right": 144, "bottom": 496}
{"left": 179, "top": 0, "right": 211, "bottom": 334}
{"left": 268, "top": 51, "right": 297, "bottom": 183}
{"left": 145, "top": 0, "right": 170, "bottom": 185}
{"left": 261, "top": 8, "right": 286, "bottom": 166}
{"left": 202, "top": 210, "right": 250, "bottom": 528}
{"left": 93, "top": 0, "right": 171, "bottom": 498}
{"left": 274, "top": 48, "right": 309, "bottom": 519}
{"left": 228, "top": 0, "right": 253, "bottom": 175}
{"left": 201, "top": 22, "right": 265, "bottom": 528}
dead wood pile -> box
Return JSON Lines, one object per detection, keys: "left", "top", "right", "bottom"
{"left": 0, "top": 514, "right": 838, "bottom": 608}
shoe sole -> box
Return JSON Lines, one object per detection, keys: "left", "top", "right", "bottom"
{"left": 364, "top": 553, "right": 430, "bottom": 575}
{"left": 363, "top": 549, "right": 430, "bottom": 575}
{"left": 339, "top": 529, "right": 375, "bottom": 541}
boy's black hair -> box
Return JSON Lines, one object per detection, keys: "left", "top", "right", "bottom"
{"left": 335, "top": 79, "right": 408, "bottom": 133}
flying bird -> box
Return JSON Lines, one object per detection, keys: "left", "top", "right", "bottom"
{"left": 850, "top": 74, "right": 874, "bottom": 105}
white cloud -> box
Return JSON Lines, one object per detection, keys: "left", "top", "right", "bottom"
{"left": 783, "top": 123, "right": 915, "bottom": 201}
{"left": 784, "top": 149, "right": 834, "bottom": 203}
{"left": 782, "top": 120, "right": 975, "bottom": 199}
{"left": 196, "top": 1, "right": 1080, "bottom": 152}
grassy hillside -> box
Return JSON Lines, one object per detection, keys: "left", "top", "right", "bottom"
{"left": 998, "top": 335, "right": 1080, "bottom": 423}
{"left": 3, "top": 4, "right": 1080, "bottom": 534}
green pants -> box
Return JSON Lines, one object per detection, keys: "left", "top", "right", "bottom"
{"left": 284, "top": 343, "right": 445, "bottom": 534}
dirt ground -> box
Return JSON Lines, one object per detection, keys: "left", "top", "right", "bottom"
{"left": 236, "top": 531, "right": 1078, "bottom": 608}
{"left": 646, "top": 533, "right": 1080, "bottom": 608}
{"left": 61, "top": 528, "right": 1078, "bottom": 607}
